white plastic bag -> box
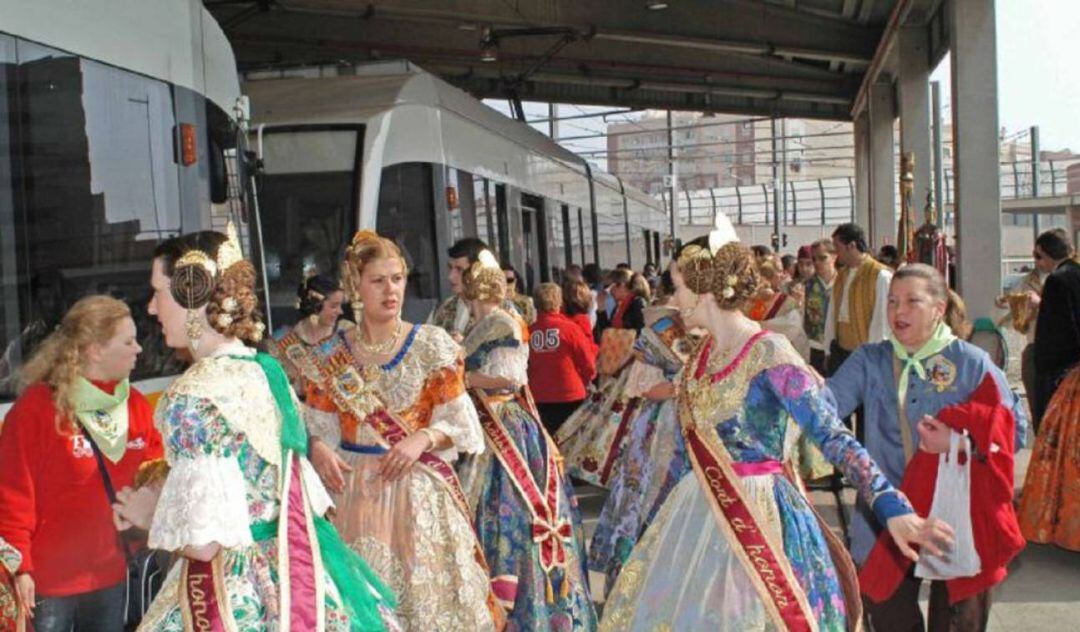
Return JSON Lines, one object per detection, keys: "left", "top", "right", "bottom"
{"left": 915, "top": 431, "right": 982, "bottom": 580}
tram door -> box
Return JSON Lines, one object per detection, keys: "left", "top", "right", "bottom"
{"left": 520, "top": 194, "right": 546, "bottom": 296}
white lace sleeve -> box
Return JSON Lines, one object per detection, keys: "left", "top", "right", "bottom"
{"left": 428, "top": 391, "right": 486, "bottom": 460}
{"left": 148, "top": 454, "right": 252, "bottom": 551}
{"left": 482, "top": 344, "right": 529, "bottom": 387}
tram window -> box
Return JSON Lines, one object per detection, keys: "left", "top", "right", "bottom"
{"left": 475, "top": 176, "right": 499, "bottom": 258}
{"left": 377, "top": 162, "right": 439, "bottom": 323}
{"left": 259, "top": 129, "right": 361, "bottom": 329}
{"left": 447, "top": 168, "right": 478, "bottom": 243}
{"left": 548, "top": 204, "right": 567, "bottom": 282}
{"left": 0, "top": 41, "right": 186, "bottom": 401}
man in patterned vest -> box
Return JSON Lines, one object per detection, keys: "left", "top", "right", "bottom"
{"left": 824, "top": 223, "right": 892, "bottom": 440}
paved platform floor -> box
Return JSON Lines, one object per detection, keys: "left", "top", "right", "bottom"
{"left": 574, "top": 445, "right": 1080, "bottom": 630}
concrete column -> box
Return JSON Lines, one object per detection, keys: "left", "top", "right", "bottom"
{"left": 899, "top": 26, "right": 932, "bottom": 218}
{"left": 950, "top": 0, "right": 1001, "bottom": 318}
{"left": 853, "top": 112, "right": 871, "bottom": 228}
{"left": 868, "top": 80, "right": 896, "bottom": 249}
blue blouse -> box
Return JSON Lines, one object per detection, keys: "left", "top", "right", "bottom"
{"left": 824, "top": 339, "right": 1027, "bottom": 563}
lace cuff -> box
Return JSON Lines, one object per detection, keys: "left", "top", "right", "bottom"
{"left": 483, "top": 345, "right": 529, "bottom": 387}
{"left": 302, "top": 402, "right": 342, "bottom": 448}
{"left": 148, "top": 455, "right": 252, "bottom": 551}
{"left": 428, "top": 391, "right": 485, "bottom": 460}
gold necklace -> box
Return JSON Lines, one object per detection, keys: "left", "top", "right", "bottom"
{"left": 357, "top": 320, "right": 403, "bottom": 356}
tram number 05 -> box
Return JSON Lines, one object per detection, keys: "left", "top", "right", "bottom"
{"left": 530, "top": 329, "right": 561, "bottom": 352}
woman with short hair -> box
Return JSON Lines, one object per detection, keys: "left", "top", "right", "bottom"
{"left": 827, "top": 264, "right": 1027, "bottom": 631}
{"left": 530, "top": 283, "right": 598, "bottom": 436}
{"left": 0, "top": 295, "right": 163, "bottom": 631}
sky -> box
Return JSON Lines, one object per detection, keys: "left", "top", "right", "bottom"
{"left": 932, "top": 0, "right": 1080, "bottom": 152}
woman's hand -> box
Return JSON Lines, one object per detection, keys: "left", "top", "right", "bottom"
{"left": 1027, "top": 290, "right": 1041, "bottom": 308}
{"left": 886, "top": 514, "right": 955, "bottom": 562}
{"left": 112, "top": 485, "right": 161, "bottom": 531}
{"left": 642, "top": 381, "right": 676, "bottom": 401}
{"left": 182, "top": 542, "right": 221, "bottom": 562}
{"left": 917, "top": 416, "right": 952, "bottom": 454}
{"left": 14, "top": 573, "right": 34, "bottom": 614}
{"left": 310, "top": 437, "right": 353, "bottom": 494}
{"left": 379, "top": 432, "right": 431, "bottom": 482}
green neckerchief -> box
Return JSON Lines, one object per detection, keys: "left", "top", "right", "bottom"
{"left": 71, "top": 377, "right": 130, "bottom": 464}
{"left": 889, "top": 322, "right": 957, "bottom": 404}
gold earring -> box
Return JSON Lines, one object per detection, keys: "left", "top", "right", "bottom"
{"left": 186, "top": 309, "right": 203, "bottom": 353}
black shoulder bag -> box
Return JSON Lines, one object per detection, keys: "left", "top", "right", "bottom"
{"left": 80, "top": 427, "right": 164, "bottom": 631}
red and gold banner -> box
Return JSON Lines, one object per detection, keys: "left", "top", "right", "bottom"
{"left": 180, "top": 557, "right": 237, "bottom": 632}
{"left": 469, "top": 390, "right": 569, "bottom": 574}
{"left": 682, "top": 426, "right": 814, "bottom": 632}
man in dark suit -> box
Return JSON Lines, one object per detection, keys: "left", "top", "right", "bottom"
{"left": 1032, "top": 229, "right": 1080, "bottom": 431}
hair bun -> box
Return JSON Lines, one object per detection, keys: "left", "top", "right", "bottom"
{"left": 171, "top": 262, "right": 215, "bottom": 308}
{"left": 677, "top": 244, "right": 715, "bottom": 295}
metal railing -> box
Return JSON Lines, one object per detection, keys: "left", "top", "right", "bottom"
{"left": 667, "top": 159, "right": 1080, "bottom": 227}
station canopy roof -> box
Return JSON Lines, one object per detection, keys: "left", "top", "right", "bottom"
{"left": 206, "top": 0, "right": 944, "bottom": 121}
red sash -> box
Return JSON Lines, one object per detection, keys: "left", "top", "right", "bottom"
{"left": 469, "top": 389, "right": 571, "bottom": 575}
{"left": 180, "top": 557, "right": 236, "bottom": 632}
{"left": 679, "top": 335, "right": 815, "bottom": 632}
{"left": 599, "top": 397, "right": 641, "bottom": 485}
{"left": 682, "top": 427, "right": 815, "bottom": 632}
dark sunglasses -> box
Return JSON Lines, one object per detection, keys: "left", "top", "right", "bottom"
{"left": 505, "top": 276, "right": 516, "bottom": 283}
{"left": 814, "top": 255, "right": 831, "bottom": 262}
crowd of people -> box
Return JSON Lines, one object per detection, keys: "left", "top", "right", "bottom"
{"left": 0, "top": 216, "right": 1076, "bottom": 632}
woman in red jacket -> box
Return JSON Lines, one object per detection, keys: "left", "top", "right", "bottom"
{"left": 529, "top": 283, "right": 597, "bottom": 435}
{"left": 562, "top": 279, "right": 598, "bottom": 354}
{"left": 0, "top": 295, "right": 163, "bottom": 632}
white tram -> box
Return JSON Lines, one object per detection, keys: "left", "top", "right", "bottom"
{"left": 244, "top": 61, "right": 669, "bottom": 325}
{"left": 0, "top": 0, "right": 252, "bottom": 411}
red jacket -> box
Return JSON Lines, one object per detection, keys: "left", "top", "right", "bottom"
{"left": 528, "top": 311, "right": 597, "bottom": 403}
{"left": 0, "top": 382, "right": 163, "bottom": 596}
{"left": 859, "top": 374, "right": 1025, "bottom": 604}
{"left": 566, "top": 313, "right": 598, "bottom": 354}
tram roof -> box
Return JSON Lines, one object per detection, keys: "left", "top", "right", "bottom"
{"left": 206, "top": 0, "right": 945, "bottom": 121}
{"left": 244, "top": 62, "right": 588, "bottom": 169}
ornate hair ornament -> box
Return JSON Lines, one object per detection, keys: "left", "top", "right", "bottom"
{"left": 678, "top": 213, "right": 742, "bottom": 297}
{"left": 170, "top": 221, "right": 245, "bottom": 310}
{"left": 462, "top": 249, "right": 505, "bottom": 302}
{"left": 677, "top": 244, "right": 715, "bottom": 296}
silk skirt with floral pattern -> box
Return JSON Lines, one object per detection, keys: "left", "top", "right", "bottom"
{"left": 459, "top": 400, "right": 597, "bottom": 631}
{"left": 554, "top": 369, "right": 639, "bottom": 487}
{"left": 587, "top": 397, "right": 690, "bottom": 591}
{"left": 1019, "top": 366, "right": 1080, "bottom": 551}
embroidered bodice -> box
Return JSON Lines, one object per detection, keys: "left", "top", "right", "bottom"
{"left": 682, "top": 332, "right": 901, "bottom": 511}
{"left": 313, "top": 324, "right": 485, "bottom": 459}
